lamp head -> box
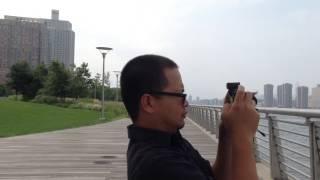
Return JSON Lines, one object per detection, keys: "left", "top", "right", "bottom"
{"left": 96, "top": 47, "right": 113, "bottom": 56}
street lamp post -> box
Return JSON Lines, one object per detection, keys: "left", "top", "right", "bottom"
{"left": 96, "top": 47, "right": 112, "bottom": 120}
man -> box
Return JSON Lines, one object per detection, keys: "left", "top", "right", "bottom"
{"left": 121, "top": 54, "right": 259, "bottom": 180}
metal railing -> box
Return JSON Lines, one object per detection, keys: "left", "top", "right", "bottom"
{"left": 188, "top": 105, "right": 320, "bottom": 180}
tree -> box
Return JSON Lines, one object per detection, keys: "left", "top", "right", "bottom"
{"left": 6, "top": 61, "right": 33, "bottom": 99}
{"left": 33, "top": 64, "right": 48, "bottom": 87}
{"left": 26, "top": 64, "right": 48, "bottom": 98}
{"left": 43, "top": 61, "right": 71, "bottom": 98}
{"left": 104, "top": 72, "right": 111, "bottom": 88}
{"left": 92, "top": 73, "right": 101, "bottom": 99}
{"left": 0, "top": 85, "right": 8, "bottom": 97}
{"left": 104, "top": 87, "right": 116, "bottom": 100}
{"left": 69, "top": 62, "right": 92, "bottom": 98}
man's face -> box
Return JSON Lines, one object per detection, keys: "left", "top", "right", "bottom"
{"left": 155, "top": 68, "right": 188, "bottom": 132}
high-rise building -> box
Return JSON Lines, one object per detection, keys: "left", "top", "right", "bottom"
{"left": 188, "top": 95, "right": 192, "bottom": 103}
{"left": 277, "top": 83, "right": 293, "bottom": 108}
{"left": 310, "top": 85, "right": 320, "bottom": 109}
{"left": 296, "top": 86, "right": 309, "bottom": 108}
{"left": 264, "top": 84, "right": 274, "bottom": 107}
{"left": 0, "top": 10, "right": 75, "bottom": 84}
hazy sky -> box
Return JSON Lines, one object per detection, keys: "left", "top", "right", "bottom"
{"left": 1, "top": 0, "right": 319, "bottom": 99}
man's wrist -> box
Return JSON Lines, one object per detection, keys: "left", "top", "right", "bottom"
{"left": 231, "top": 130, "right": 254, "bottom": 150}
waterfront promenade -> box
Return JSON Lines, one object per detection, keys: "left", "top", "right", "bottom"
{"left": 0, "top": 118, "right": 270, "bottom": 179}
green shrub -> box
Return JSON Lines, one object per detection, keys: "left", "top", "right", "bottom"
{"left": 7, "top": 95, "right": 23, "bottom": 101}
{"left": 32, "top": 95, "right": 77, "bottom": 105}
{"left": 104, "top": 101, "right": 127, "bottom": 116}
{"left": 32, "top": 95, "right": 59, "bottom": 104}
{"left": 69, "top": 102, "right": 102, "bottom": 111}
{"left": 79, "top": 98, "right": 95, "bottom": 103}
{"left": 31, "top": 96, "right": 127, "bottom": 118}
{"left": 64, "top": 97, "right": 76, "bottom": 104}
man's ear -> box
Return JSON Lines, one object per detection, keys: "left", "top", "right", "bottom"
{"left": 140, "top": 94, "right": 156, "bottom": 113}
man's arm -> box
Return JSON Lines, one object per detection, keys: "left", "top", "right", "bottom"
{"left": 213, "top": 85, "right": 259, "bottom": 180}
{"left": 212, "top": 125, "right": 232, "bottom": 180}
{"left": 231, "top": 130, "right": 257, "bottom": 180}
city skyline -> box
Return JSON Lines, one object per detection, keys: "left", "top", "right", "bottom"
{"left": 191, "top": 83, "right": 320, "bottom": 109}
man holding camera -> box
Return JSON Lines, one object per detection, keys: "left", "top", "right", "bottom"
{"left": 121, "top": 54, "right": 259, "bottom": 180}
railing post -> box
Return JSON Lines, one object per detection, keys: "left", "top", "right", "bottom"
{"left": 214, "top": 110, "right": 220, "bottom": 139}
{"left": 190, "top": 107, "right": 195, "bottom": 122}
{"left": 202, "top": 108, "right": 206, "bottom": 128}
{"left": 192, "top": 107, "right": 196, "bottom": 120}
{"left": 203, "top": 108, "right": 207, "bottom": 129}
{"left": 268, "top": 115, "right": 283, "bottom": 179}
{"left": 308, "top": 119, "right": 320, "bottom": 180}
{"left": 197, "top": 107, "right": 200, "bottom": 124}
{"left": 206, "top": 108, "right": 210, "bottom": 132}
{"left": 192, "top": 107, "right": 195, "bottom": 120}
{"left": 204, "top": 108, "right": 209, "bottom": 130}
{"left": 195, "top": 107, "right": 199, "bottom": 124}
{"left": 198, "top": 108, "right": 203, "bottom": 127}
{"left": 191, "top": 106, "right": 195, "bottom": 122}
{"left": 188, "top": 106, "right": 191, "bottom": 118}
{"left": 199, "top": 107, "right": 202, "bottom": 125}
{"left": 209, "top": 109, "right": 216, "bottom": 134}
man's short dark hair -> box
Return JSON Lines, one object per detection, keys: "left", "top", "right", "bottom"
{"left": 120, "top": 54, "right": 178, "bottom": 122}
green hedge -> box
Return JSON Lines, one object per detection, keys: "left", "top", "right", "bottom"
{"left": 8, "top": 95, "right": 23, "bottom": 101}
{"left": 30, "top": 95, "right": 127, "bottom": 116}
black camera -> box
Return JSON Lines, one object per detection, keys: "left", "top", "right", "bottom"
{"left": 226, "top": 82, "right": 257, "bottom": 105}
{"left": 226, "top": 82, "right": 265, "bottom": 136}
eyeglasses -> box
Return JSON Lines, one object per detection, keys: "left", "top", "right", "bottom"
{"left": 146, "top": 91, "right": 187, "bottom": 104}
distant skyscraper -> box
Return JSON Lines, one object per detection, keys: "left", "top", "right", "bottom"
{"left": 0, "top": 10, "right": 75, "bottom": 84}
{"left": 296, "top": 86, "right": 309, "bottom": 108}
{"left": 212, "top": 98, "right": 220, "bottom": 105}
{"left": 188, "top": 95, "right": 192, "bottom": 103}
{"left": 264, "top": 84, "right": 274, "bottom": 107}
{"left": 310, "top": 85, "right": 320, "bottom": 109}
{"left": 277, "top": 83, "right": 293, "bottom": 108}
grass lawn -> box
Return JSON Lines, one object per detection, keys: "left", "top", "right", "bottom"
{"left": 0, "top": 99, "right": 124, "bottom": 137}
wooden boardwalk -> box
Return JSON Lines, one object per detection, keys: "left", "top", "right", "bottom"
{"left": 0, "top": 118, "right": 218, "bottom": 180}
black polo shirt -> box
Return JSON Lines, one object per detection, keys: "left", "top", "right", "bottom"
{"left": 127, "top": 124, "right": 215, "bottom": 180}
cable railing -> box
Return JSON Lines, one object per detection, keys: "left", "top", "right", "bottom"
{"left": 188, "top": 105, "right": 320, "bottom": 180}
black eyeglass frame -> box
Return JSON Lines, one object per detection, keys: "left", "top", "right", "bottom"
{"left": 145, "top": 91, "right": 187, "bottom": 103}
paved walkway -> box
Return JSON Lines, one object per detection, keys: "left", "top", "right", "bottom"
{"left": 0, "top": 118, "right": 218, "bottom": 180}
{"left": 0, "top": 118, "right": 270, "bottom": 180}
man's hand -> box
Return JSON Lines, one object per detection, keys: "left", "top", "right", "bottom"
{"left": 218, "top": 85, "right": 259, "bottom": 180}
{"left": 221, "top": 85, "right": 259, "bottom": 141}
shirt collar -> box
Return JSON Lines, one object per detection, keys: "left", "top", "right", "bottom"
{"left": 127, "top": 124, "right": 182, "bottom": 146}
